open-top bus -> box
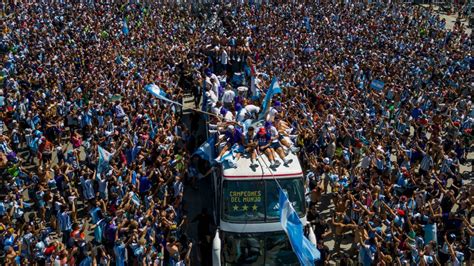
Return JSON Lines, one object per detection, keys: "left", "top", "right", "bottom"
{"left": 211, "top": 150, "right": 309, "bottom": 266}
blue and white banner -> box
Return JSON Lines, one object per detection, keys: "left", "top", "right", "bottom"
{"left": 215, "top": 144, "right": 244, "bottom": 168}
{"left": 259, "top": 77, "right": 282, "bottom": 120}
{"left": 97, "top": 146, "right": 113, "bottom": 174}
{"left": 279, "top": 188, "right": 320, "bottom": 265}
{"left": 370, "top": 79, "right": 385, "bottom": 91}
{"left": 194, "top": 135, "right": 216, "bottom": 162}
{"left": 145, "top": 83, "right": 182, "bottom": 106}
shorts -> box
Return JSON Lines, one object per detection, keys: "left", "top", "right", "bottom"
{"left": 259, "top": 146, "right": 269, "bottom": 152}
{"left": 270, "top": 142, "right": 281, "bottom": 149}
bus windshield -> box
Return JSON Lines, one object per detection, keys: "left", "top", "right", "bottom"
{"left": 222, "top": 178, "right": 305, "bottom": 222}
{"left": 222, "top": 231, "right": 299, "bottom": 266}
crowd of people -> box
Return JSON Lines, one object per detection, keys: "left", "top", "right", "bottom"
{"left": 0, "top": 1, "right": 472, "bottom": 266}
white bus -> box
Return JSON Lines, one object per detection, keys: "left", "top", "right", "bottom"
{"left": 211, "top": 151, "right": 308, "bottom": 266}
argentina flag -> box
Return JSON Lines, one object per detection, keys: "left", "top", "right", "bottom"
{"left": 215, "top": 144, "right": 244, "bottom": 168}
{"left": 145, "top": 83, "right": 182, "bottom": 106}
{"left": 370, "top": 79, "right": 385, "bottom": 91}
{"left": 97, "top": 146, "right": 113, "bottom": 174}
{"left": 259, "top": 77, "right": 282, "bottom": 120}
{"left": 193, "top": 134, "right": 216, "bottom": 162}
{"left": 279, "top": 188, "right": 320, "bottom": 265}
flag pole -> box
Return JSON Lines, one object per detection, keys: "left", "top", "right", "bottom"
{"left": 186, "top": 106, "right": 220, "bottom": 118}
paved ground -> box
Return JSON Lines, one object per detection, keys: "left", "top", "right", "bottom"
{"left": 181, "top": 95, "right": 215, "bottom": 265}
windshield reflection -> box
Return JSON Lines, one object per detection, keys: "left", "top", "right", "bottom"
{"left": 223, "top": 232, "right": 299, "bottom": 266}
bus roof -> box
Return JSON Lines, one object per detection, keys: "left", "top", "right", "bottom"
{"left": 222, "top": 152, "right": 302, "bottom": 180}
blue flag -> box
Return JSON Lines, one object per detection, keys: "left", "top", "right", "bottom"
{"left": 279, "top": 188, "right": 320, "bottom": 265}
{"left": 97, "top": 146, "right": 113, "bottom": 174}
{"left": 370, "top": 79, "right": 385, "bottom": 91}
{"left": 215, "top": 143, "right": 244, "bottom": 168}
{"left": 145, "top": 83, "right": 182, "bottom": 106}
{"left": 259, "top": 77, "right": 282, "bottom": 120}
{"left": 194, "top": 135, "right": 216, "bottom": 162}
{"left": 122, "top": 18, "right": 129, "bottom": 35}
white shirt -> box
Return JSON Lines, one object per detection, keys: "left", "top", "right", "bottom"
{"left": 224, "top": 111, "right": 234, "bottom": 122}
{"left": 206, "top": 90, "right": 218, "bottom": 107}
{"left": 236, "top": 108, "right": 248, "bottom": 122}
{"left": 212, "top": 106, "right": 222, "bottom": 116}
{"left": 222, "top": 90, "right": 235, "bottom": 103}
{"left": 211, "top": 74, "right": 220, "bottom": 95}
{"left": 266, "top": 107, "right": 279, "bottom": 121}
{"left": 269, "top": 126, "right": 279, "bottom": 143}
{"left": 245, "top": 105, "right": 261, "bottom": 115}
{"left": 206, "top": 74, "right": 220, "bottom": 97}
{"left": 221, "top": 49, "right": 228, "bottom": 65}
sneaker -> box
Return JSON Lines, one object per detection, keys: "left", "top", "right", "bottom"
{"left": 290, "top": 146, "right": 300, "bottom": 153}
{"left": 284, "top": 159, "right": 293, "bottom": 166}
{"left": 274, "top": 160, "right": 281, "bottom": 167}
{"left": 250, "top": 163, "right": 258, "bottom": 170}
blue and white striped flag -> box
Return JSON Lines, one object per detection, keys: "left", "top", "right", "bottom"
{"left": 194, "top": 135, "right": 216, "bottom": 162}
{"left": 259, "top": 77, "right": 282, "bottom": 120}
{"left": 370, "top": 79, "right": 385, "bottom": 91}
{"left": 279, "top": 188, "right": 320, "bottom": 265}
{"left": 215, "top": 144, "right": 244, "bottom": 168}
{"left": 97, "top": 146, "right": 113, "bottom": 174}
{"left": 145, "top": 83, "right": 182, "bottom": 106}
